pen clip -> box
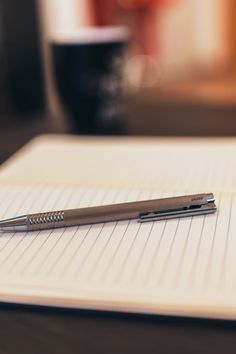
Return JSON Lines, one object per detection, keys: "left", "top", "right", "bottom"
{"left": 139, "top": 194, "right": 217, "bottom": 222}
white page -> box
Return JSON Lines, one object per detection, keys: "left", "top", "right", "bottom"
{"left": 0, "top": 184, "right": 236, "bottom": 319}
{"left": 1, "top": 135, "right": 236, "bottom": 193}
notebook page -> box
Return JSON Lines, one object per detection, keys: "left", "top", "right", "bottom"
{"left": 1, "top": 135, "right": 236, "bottom": 193}
{"left": 0, "top": 184, "right": 236, "bottom": 319}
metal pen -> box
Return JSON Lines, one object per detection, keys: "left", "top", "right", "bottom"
{"left": 0, "top": 193, "right": 216, "bottom": 232}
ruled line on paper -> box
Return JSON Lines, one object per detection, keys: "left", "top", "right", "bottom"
{"left": 72, "top": 189, "right": 123, "bottom": 280}
{"left": 187, "top": 216, "right": 206, "bottom": 289}
{"left": 128, "top": 191, "right": 162, "bottom": 284}
{"left": 0, "top": 186, "right": 39, "bottom": 269}
{"left": 59, "top": 225, "right": 92, "bottom": 279}
{"left": 143, "top": 219, "right": 168, "bottom": 286}
{"left": 0, "top": 187, "right": 28, "bottom": 262}
{"left": 5, "top": 186, "right": 68, "bottom": 276}
{"left": 96, "top": 190, "right": 141, "bottom": 282}
{"left": 7, "top": 186, "right": 73, "bottom": 275}
{"left": 19, "top": 186, "right": 72, "bottom": 276}
{"left": 129, "top": 220, "right": 155, "bottom": 284}
{"left": 57, "top": 188, "right": 113, "bottom": 279}
{"left": 20, "top": 187, "right": 81, "bottom": 276}
{"left": 73, "top": 223, "right": 106, "bottom": 280}
{"left": 32, "top": 187, "right": 99, "bottom": 277}
{"left": 32, "top": 187, "right": 78, "bottom": 276}
{"left": 142, "top": 191, "right": 185, "bottom": 287}
{"left": 54, "top": 188, "right": 103, "bottom": 278}
{"left": 44, "top": 188, "right": 91, "bottom": 277}
{"left": 0, "top": 185, "right": 51, "bottom": 270}
{"left": 115, "top": 223, "right": 142, "bottom": 282}
{"left": 10, "top": 186, "right": 90, "bottom": 277}
{"left": 219, "top": 193, "right": 234, "bottom": 291}
{"left": 85, "top": 191, "right": 132, "bottom": 281}
{"left": 87, "top": 221, "right": 118, "bottom": 280}
{"left": 173, "top": 217, "right": 193, "bottom": 288}
{"left": 158, "top": 218, "right": 180, "bottom": 286}
{"left": 100, "top": 220, "right": 131, "bottom": 282}
{"left": 0, "top": 186, "right": 15, "bottom": 218}
{"left": 203, "top": 194, "right": 222, "bottom": 290}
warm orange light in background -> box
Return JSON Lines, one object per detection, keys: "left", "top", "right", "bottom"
{"left": 40, "top": 0, "right": 234, "bottom": 108}
{"left": 118, "top": 0, "right": 175, "bottom": 9}
{"left": 229, "top": 0, "right": 236, "bottom": 72}
{"left": 116, "top": 0, "right": 179, "bottom": 89}
{"left": 89, "top": 0, "right": 117, "bottom": 26}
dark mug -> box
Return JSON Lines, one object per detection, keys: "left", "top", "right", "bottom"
{"left": 50, "top": 27, "right": 128, "bottom": 134}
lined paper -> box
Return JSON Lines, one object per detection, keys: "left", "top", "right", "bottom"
{"left": 0, "top": 183, "right": 236, "bottom": 318}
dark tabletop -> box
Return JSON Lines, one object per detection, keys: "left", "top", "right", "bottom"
{"left": 1, "top": 304, "right": 236, "bottom": 354}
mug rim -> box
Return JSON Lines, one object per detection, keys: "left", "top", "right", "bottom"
{"left": 49, "top": 26, "right": 129, "bottom": 44}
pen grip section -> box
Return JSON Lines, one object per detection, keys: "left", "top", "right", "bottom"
{"left": 27, "top": 211, "right": 65, "bottom": 231}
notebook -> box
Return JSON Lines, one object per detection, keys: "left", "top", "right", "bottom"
{"left": 0, "top": 134, "right": 236, "bottom": 320}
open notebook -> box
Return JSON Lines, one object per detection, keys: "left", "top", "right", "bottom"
{"left": 0, "top": 135, "right": 236, "bottom": 319}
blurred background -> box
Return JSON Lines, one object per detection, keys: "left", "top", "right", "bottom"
{"left": 0, "top": 0, "right": 236, "bottom": 161}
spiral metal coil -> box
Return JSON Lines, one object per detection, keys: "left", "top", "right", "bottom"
{"left": 27, "top": 211, "right": 65, "bottom": 231}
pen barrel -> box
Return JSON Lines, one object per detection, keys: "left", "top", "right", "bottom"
{"left": 64, "top": 193, "right": 212, "bottom": 226}
{"left": 25, "top": 193, "right": 214, "bottom": 231}
{"left": 64, "top": 203, "right": 141, "bottom": 226}
{"left": 26, "top": 204, "right": 139, "bottom": 231}
{"left": 27, "top": 200, "right": 155, "bottom": 230}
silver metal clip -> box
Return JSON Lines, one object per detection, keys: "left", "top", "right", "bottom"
{"left": 139, "top": 193, "right": 217, "bottom": 222}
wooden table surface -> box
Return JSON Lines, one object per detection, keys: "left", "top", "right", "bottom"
{"left": 1, "top": 304, "right": 236, "bottom": 354}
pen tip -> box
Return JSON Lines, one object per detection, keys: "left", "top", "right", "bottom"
{"left": 0, "top": 215, "right": 27, "bottom": 232}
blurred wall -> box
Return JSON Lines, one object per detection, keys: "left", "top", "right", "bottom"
{"left": 152, "top": 0, "right": 229, "bottom": 83}
{"left": 0, "top": 0, "right": 45, "bottom": 118}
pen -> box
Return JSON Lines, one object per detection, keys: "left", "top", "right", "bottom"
{"left": 0, "top": 193, "right": 216, "bottom": 232}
